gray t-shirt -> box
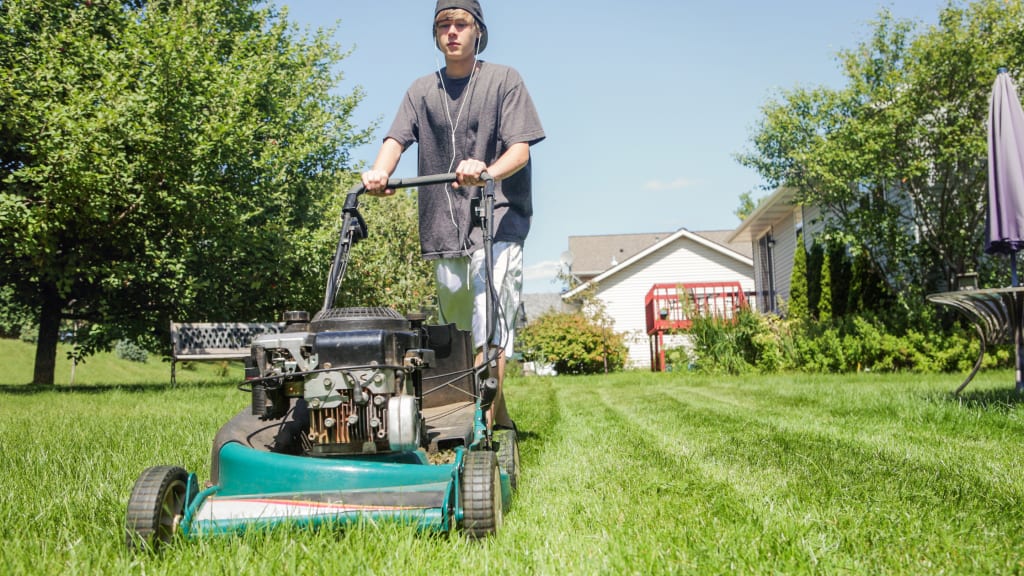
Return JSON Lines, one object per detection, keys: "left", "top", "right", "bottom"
{"left": 385, "top": 61, "right": 545, "bottom": 259}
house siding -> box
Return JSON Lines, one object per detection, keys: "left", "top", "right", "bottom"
{"left": 750, "top": 209, "right": 801, "bottom": 313}
{"left": 591, "top": 237, "right": 754, "bottom": 369}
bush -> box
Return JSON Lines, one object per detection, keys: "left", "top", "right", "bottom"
{"left": 664, "top": 345, "right": 693, "bottom": 372}
{"left": 687, "top": 313, "right": 754, "bottom": 375}
{"left": 114, "top": 339, "right": 149, "bottom": 363}
{"left": 685, "top": 307, "right": 786, "bottom": 375}
{"left": 678, "top": 308, "right": 999, "bottom": 376}
{"left": 518, "top": 312, "right": 627, "bottom": 375}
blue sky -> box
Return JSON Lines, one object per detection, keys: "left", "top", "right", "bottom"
{"left": 280, "top": 0, "right": 948, "bottom": 293}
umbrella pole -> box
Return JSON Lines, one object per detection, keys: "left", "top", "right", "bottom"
{"left": 1014, "top": 253, "right": 1019, "bottom": 287}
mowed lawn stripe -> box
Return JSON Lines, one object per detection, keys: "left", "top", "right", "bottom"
{"left": 595, "top": 373, "right": 1024, "bottom": 572}
{"left": 509, "top": 376, "right": 763, "bottom": 573}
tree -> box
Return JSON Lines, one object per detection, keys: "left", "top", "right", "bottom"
{"left": 828, "top": 242, "right": 852, "bottom": 319}
{"left": 806, "top": 241, "right": 823, "bottom": 319}
{"left": 0, "top": 0, "right": 373, "bottom": 384}
{"left": 734, "top": 190, "right": 762, "bottom": 221}
{"left": 737, "top": 0, "right": 1024, "bottom": 318}
{"left": 331, "top": 189, "right": 435, "bottom": 314}
{"left": 818, "top": 246, "right": 833, "bottom": 323}
{"left": 788, "top": 231, "right": 809, "bottom": 321}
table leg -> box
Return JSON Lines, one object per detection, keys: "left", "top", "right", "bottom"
{"left": 1017, "top": 319, "right": 1024, "bottom": 393}
{"left": 1016, "top": 292, "right": 1024, "bottom": 393}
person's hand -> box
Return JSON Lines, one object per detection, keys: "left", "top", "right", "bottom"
{"left": 362, "top": 169, "right": 394, "bottom": 196}
{"left": 454, "top": 159, "right": 488, "bottom": 188}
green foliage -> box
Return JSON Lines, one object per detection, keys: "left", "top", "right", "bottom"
{"left": 0, "top": 0, "right": 373, "bottom": 384}
{"left": 330, "top": 190, "right": 434, "bottom": 314}
{"left": 518, "top": 311, "right": 627, "bottom": 375}
{"left": 17, "top": 323, "right": 37, "bottom": 344}
{"left": 0, "top": 287, "right": 33, "bottom": 339}
{"left": 685, "top": 307, "right": 790, "bottom": 375}
{"left": 733, "top": 190, "right": 764, "bottom": 221}
{"left": 788, "top": 231, "right": 809, "bottom": 321}
{"left": 828, "top": 243, "right": 852, "bottom": 318}
{"left": 818, "top": 246, "right": 833, "bottom": 322}
{"left": 686, "top": 306, "right": 999, "bottom": 376}
{"left": 784, "top": 315, "right": 985, "bottom": 374}
{"left": 806, "top": 241, "right": 823, "bottom": 319}
{"left": 738, "top": 0, "right": 1024, "bottom": 319}
{"left": 664, "top": 345, "right": 692, "bottom": 371}
{"left": 114, "top": 339, "right": 148, "bottom": 363}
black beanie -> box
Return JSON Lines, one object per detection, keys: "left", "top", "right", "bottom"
{"left": 433, "top": 0, "right": 487, "bottom": 53}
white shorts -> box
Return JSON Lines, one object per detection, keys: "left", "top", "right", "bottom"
{"left": 434, "top": 242, "right": 523, "bottom": 357}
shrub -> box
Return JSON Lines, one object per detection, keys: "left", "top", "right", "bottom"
{"left": 684, "top": 307, "right": 786, "bottom": 375}
{"left": 114, "top": 339, "right": 149, "bottom": 363}
{"left": 518, "top": 312, "right": 627, "bottom": 375}
{"left": 678, "top": 307, "right": 1000, "bottom": 376}
{"left": 687, "top": 313, "right": 753, "bottom": 375}
{"left": 664, "top": 345, "right": 693, "bottom": 372}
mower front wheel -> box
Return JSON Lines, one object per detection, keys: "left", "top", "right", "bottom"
{"left": 125, "top": 465, "right": 193, "bottom": 551}
{"left": 460, "top": 450, "right": 503, "bottom": 538}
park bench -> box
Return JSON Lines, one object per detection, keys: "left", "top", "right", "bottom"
{"left": 169, "top": 321, "right": 285, "bottom": 385}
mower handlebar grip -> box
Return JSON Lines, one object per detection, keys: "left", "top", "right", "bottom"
{"left": 344, "top": 173, "right": 459, "bottom": 198}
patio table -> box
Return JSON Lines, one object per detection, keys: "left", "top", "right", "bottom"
{"left": 927, "top": 287, "right": 1024, "bottom": 394}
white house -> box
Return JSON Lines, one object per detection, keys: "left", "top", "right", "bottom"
{"left": 727, "top": 187, "right": 827, "bottom": 314}
{"left": 561, "top": 229, "right": 754, "bottom": 369}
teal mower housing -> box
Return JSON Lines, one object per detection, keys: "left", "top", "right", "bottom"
{"left": 125, "top": 174, "right": 520, "bottom": 549}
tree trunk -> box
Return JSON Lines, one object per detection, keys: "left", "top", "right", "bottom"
{"left": 32, "top": 281, "right": 62, "bottom": 386}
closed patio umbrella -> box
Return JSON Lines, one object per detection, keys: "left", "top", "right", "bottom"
{"left": 985, "top": 68, "right": 1024, "bottom": 286}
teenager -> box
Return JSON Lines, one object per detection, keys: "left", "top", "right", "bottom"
{"left": 362, "top": 0, "right": 545, "bottom": 430}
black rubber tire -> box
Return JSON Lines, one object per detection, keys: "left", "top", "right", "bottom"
{"left": 125, "top": 466, "right": 191, "bottom": 551}
{"left": 494, "top": 429, "right": 520, "bottom": 492}
{"left": 460, "top": 450, "right": 503, "bottom": 539}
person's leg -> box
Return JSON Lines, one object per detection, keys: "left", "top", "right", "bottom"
{"left": 470, "top": 242, "right": 522, "bottom": 429}
{"left": 434, "top": 256, "right": 473, "bottom": 331}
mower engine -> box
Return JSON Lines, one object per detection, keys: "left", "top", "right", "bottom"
{"left": 247, "top": 307, "right": 435, "bottom": 456}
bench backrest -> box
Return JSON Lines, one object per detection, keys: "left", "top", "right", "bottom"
{"left": 170, "top": 322, "right": 286, "bottom": 358}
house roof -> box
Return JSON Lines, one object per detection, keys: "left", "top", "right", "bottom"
{"left": 567, "top": 230, "right": 752, "bottom": 279}
{"left": 520, "top": 292, "right": 571, "bottom": 323}
{"left": 562, "top": 228, "right": 754, "bottom": 300}
{"left": 567, "top": 233, "right": 670, "bottom": 277}
{"left": 727, "top": 187, "right": 799, "bottom": 243}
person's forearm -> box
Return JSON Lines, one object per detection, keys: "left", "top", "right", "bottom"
{"left": 372, "top": 138, "right": 404, "bottom": 175}
{"left": 486, "top": 142, "right": 530, "bottom": 181}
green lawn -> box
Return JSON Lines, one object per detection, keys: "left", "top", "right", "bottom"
{"left": 0, "top": 338, "right": 242, "bottom": 386}
{"left": 2, "top": 340, "right": 1023, "bottom": 574}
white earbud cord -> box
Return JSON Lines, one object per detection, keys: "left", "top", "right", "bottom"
{"left": 434, "top": 32, "right": 481, "bottom": 324}
{"left": 434, "top": 35, "right": 480, "bottom": 244}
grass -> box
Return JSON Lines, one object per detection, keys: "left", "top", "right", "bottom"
{"left": 0, "top": 338, "right": 243, "bottom": 386}
{"left": 3, "top": 340, "right": 1024, "bottom": 574}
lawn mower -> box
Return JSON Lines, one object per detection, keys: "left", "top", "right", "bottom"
{"left": 125, "top": 173, "right": 520, "bottom": 549}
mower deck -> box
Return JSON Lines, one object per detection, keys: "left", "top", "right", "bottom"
{"left": 186, "top": 443, "right": 467, "bottom": 535}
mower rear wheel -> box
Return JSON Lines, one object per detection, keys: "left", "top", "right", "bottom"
{"left": 494, "top": 428, "right": 520, "bottom": 492}
{"left": 460, "top": 450, "right": 503, "bottom": 539}
{"left": 125, "top": 466, "right": 192, "bottom": 551}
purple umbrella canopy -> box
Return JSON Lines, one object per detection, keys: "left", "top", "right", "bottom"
{"left": 985, "top": 68, "right": 1024, "bottom": 285}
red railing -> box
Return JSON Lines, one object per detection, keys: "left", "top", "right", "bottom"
{"left": 645, "top": 282, "right": 748, "bottom": 371}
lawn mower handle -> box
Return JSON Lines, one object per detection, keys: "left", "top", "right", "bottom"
{"left": 343, "top": 172, "right": 493, "bottom": 210}
{"left": 324, "top": 172, "right": 494, "bottom": 312}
